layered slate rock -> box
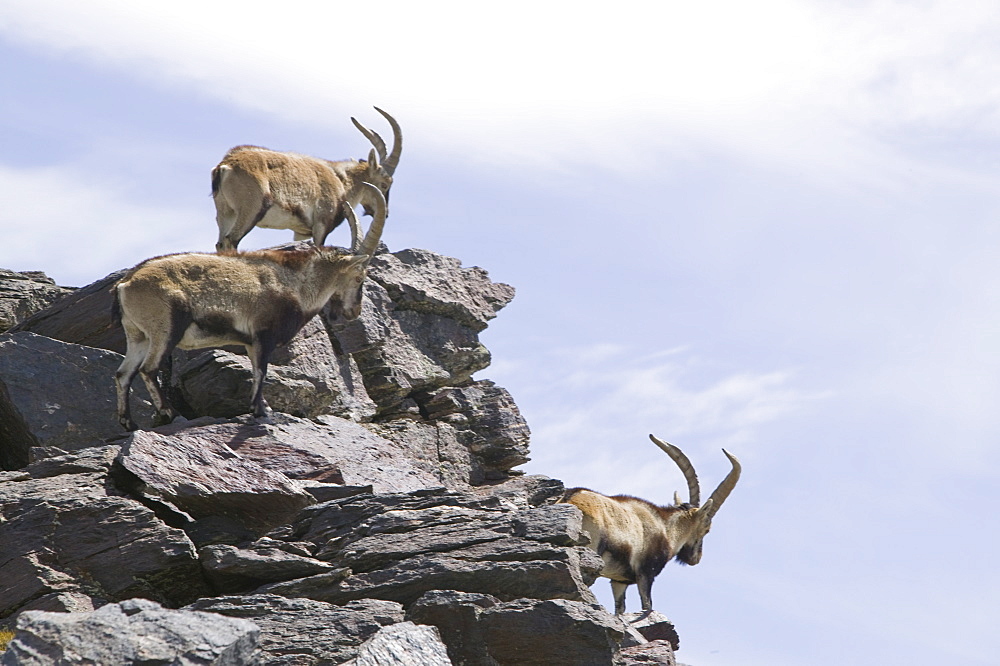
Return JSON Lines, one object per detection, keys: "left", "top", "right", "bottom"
{"left": 116, "top": 428, "right": 316, "bottom": 537}
{"left": 408, "top": 590, "right": 635, "bottom": 666}
{"left": 623, "top": 610, "right": 681, "bottom": 651}
{"left": 136, "top": 414, "right": 443, "bottom": 494}
{"left": 263, "top": 488, "right": 603, "bottom": 608}
{"left": 0, "top": 332, "right": 153, "bottom": 470}
{"left": 200, "top": 544, "right": 336, "bottom": 593}
{"left": 2, "top": 598, "right": 260, "bottom": 666}
{"left": 327, "top": 249, "right": 514, "bottom": 416}
{"left": 9, "top": 270, "right": 126, "bottom": 353}
{"left": 177, "top": 318, "right": 377, "bottom": 422}
{"left": 0, "top": 447, "right": 208, "bottom": 619}
{"left": 0, "top": 269, "right": 73, "bottom": 334}
{"left": 186, "top": 595, "right": 405, "bottom": 665}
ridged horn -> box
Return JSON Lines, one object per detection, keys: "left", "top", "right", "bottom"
{"left": 343, "top": 201, "right": 363, "bottom": 253}
{"left": 351, "top": 107, "right": 402, "bottom": 175}
{"left": 649, "top": 434, "right": 701, "bottom": 506}
{"left": 356, "top": 182, "right": 386, "bottom": 262}
{"left": 703, "top": 449, "right": 741, "bottom": 520}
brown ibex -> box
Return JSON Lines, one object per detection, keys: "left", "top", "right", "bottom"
{"left": 113, "top": 185, "right": 386, "bottom": 431}
{"left": 562, "top": 434, "right": 741, "bottom": 614}
{"left": 212, "top": 107, "right": 401, "bottom": 251}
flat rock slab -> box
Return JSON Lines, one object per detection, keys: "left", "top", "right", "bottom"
{"left": 266, "top": 489, "right": 602, "bottom": 609}
{"left": 186, "top": 594, "right": 404, "bottom": 665}
{"left": 117, "top": 429, "right": 315, "bottom": 535}
{"left": 163, "top": 414, "right": 444, "bottom": 492}
{"left": 0, "top": 332, "right": 153, "bottom": 470}
{"left": 3, "top": 598, "right": 260, "bottom": 666}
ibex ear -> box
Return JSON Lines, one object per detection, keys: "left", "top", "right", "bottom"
{"left": 367, "top": 148, "right": 380, "bottom": 170}
{"left": 697, "top": 498, "right": 714, "bottom": 516}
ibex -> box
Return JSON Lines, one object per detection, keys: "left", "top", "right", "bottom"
{"left": 112, "top": 185, "right": 386, "bottom": 431}
{"left": 562, "top": 434, "right": 741, "bottom": 614}
{"left": 212, "top": 106, "right": 401, "bottom": 252}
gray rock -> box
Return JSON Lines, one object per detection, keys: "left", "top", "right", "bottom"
{"left": 266, "top": 489, "right": 602, "bottom": 608}
{"left": 0, "top": 332, "right": 154, "bottom": 470}
{"left": 406, "top": 590, "right": 501, "bottom": 666}
{"left": 416, "top": 381, "right": 530, "bottom": 477}
{"left": 410, "top": 593, "right": 629, "bottom": 666}
{"left": 200, "top": 544, "right": 335, "bottom": 593}
{"left": 623, "top": 611, "right": 680, "bottom": 651}
{"left": 621, "top": 641, "right": 677, "bottom": 666}
{"left": 340, "top": 621, "right": 452, "bottom": 666}
{"left": 116, "top": 429, "right": 316, "bottom": 536}
{"left": 0, "top": 269, "right": 73, "bottom": 334}
{"left": 368, "top": 249, "right": 515, "bottom": 333}
{"left": 185, "top": 594, "right": 404, "bottom": 665}
{"left": 3, "top": 598, "right": 261, "bottom": 665}
{"left": 177, "top": 318, "right": 376, "bottom": 422}
{"left": 9, "top": 270, "right": 126, "bottom": 353}
{"left": 0, "top": 447, "right": 208, "bottom": 618}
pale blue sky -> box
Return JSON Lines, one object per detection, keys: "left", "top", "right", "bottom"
{"left": 2, "top": 2, "right": 999, "bottom": 663}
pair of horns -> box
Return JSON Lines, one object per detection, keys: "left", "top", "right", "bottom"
{"left": 344, "top": 182, "right": 385, "bottom": 261}
{"left": 352, "top": 107, "right": 402, "bottom": 176}
{"left": 649, "top": 434, "right": 741, "bottom": 520}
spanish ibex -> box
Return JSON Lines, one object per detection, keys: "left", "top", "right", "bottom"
{"left": 562, "top": 434, "right": 741, "bottom": 614}
{"left": 113, "top": 185, "right": 387, "bottom": 431}
{"left": 212, "top": 106, "right": 401, "bottom": 251}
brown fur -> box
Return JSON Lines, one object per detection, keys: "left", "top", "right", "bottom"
{"left": 212, "top": 108, "right": 400, "bottom": 251}
{"left": 560, "top": 444, "right": 740, "bottom": 614}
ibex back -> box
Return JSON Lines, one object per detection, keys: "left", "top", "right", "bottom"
{"left": 113, "top": 185, "right": 386, "bottom": 431}
{"left": 212, "top": 107, "right": 401, "bottom": 251}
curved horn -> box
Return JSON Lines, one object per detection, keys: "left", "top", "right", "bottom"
{"left": 649, "top": 434, "right": 701, "bottom": 506}
{"left": 356, "top": 182, "right": 386, "bottom": 262}
{"left": 343, "top": 201, "right": 363, "bottom": 253}
{"left": 353, "top": 117, "right": 387, "bottom": 163}
{"left": 703, "top": 449, "right": 741, "bottom": 520}
{"left": 374, "top": 107, "right": 402, "bottom": 175}
{"left": 351, "top": 107, "right": 402, "bottom": 175}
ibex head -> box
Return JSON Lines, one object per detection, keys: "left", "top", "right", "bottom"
{"left": 648, "top": 434, "right": 741, "bottom": 565}
{"left": 351, "top": 106, "right": 401, "bottom": 215}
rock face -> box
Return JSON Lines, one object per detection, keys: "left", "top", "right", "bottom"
{"left": 3, "top": 598, "right": 260, "bottom": 666}
{"left": 0, "top": 270, "right": 73, "bottom": 334}
{"left": 0, "top": 246, "right": 693, "bottom": 665}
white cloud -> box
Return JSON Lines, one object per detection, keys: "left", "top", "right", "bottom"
{"left": 491, "top": 344, "right": 824, "bottom": 496}
{"left": 4, "top": 1, "right": 1000, "bottom": 180}
{"left": 0, "top": 164, "right": 214, "bottom": 285}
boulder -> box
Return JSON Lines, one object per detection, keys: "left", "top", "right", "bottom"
{"left": 620, "top": 641, "right": 677, "bottom": 666}
{"left": 2, "top": 598, "right": 260, "bottom": 666}
{"left": 409, "top": 591, "right": 630, "bottom": 666}
{"left": 368, "top": 249, "right": 515, "bottom": 333}
{"left": 340, "top": 621, "right": 452, "bottom": 666}
{"left": 0, "top": 447, "right": 208, "bottom": 618}
{"left": 185, "top": 594, "right": 404, "bottom": 665}
{"left": 623, "top": 611, "right": 680, "bottom": 651}
{"left": 177, "top": 317, "right": 376, "bottom": 422}
{"left": 0, "top": 269, "right": 73, "bottom": 334}
{"left": 0, "top": 332, "right": 153, "bottom": 470}
{"left": 116, "top": 429, "right": 316, "bottom": 536}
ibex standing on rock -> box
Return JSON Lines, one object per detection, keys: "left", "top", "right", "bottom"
{"left": 562, "top": 435, "right": 741, "bottom": 614}
{"left": 212, "top": 107, "right": 401, "bottom": 251}
{"left": 113, "top": 185, "right": 387, "bottom": 431}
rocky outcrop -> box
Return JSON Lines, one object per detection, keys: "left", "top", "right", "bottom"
{"left": 2, "top": 599, "right": 260, "bottom": 666}
{"left": 0, "top": 270, "right": 73, "bottom": 334}
{"left": 0, "top": 246, "right": 692, "bottom": 665}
